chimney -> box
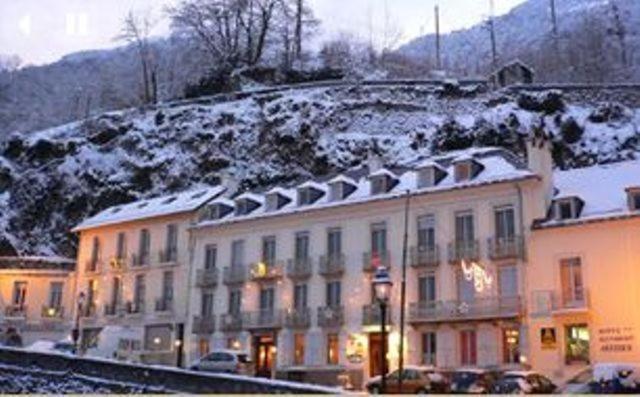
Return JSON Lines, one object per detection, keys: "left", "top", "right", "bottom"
{"left": 526, "top": 125, "right": 554, "bottom": 210}
{"left": 219, "top": 170, "right": 240, "bottom": 196}
{"left": 367, "top": 148, "right": 384, "bottom": 173}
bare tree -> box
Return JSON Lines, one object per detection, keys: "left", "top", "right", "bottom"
{"left": 116, "top": 10, "right": 157, "bottom": 104}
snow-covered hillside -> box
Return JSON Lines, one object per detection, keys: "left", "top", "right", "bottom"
{"left": 0, "top": 83, "right": 639, "bottom": 257}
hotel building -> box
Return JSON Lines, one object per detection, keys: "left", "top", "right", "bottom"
{"left": 526, "top": 159, "right": 640, "bottom": 382}
{"left": 185, "top": 141, "right": 553, "bottom": 387}
{"left": 72, "top": 186, "right": 224, "bottom": 365}
{"left": 0, "top": 256, "right": 76, "bottom": 345}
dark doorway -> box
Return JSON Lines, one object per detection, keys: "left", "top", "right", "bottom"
{"left": 368, "top": 332, "right": 388, "bottom": 377}
{"left": 253, "top": 333, "right": 276, "bottom": 378}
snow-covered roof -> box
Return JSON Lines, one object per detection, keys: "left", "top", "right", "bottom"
{"left": 298, "top": 180, "right": 326, "bottom": 191}
{"left": 328, "top": 174, "right": 357, "bottom": 185}
{"left": 194, "top": 147, "right": 536, "bottom": 230}
{"left": 538, "top": 159, "right": 640, "bottom": 228}
{"left": 0, "top": 256, "right": 75, "bottom": 271}
{"left": 73, "top": 186, "right": 225, "bottom": 231}
{"left": 369, "top": 168, "right": 398, "bottom": 178}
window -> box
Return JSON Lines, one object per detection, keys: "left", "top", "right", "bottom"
{"left": 294, "top": 333, "right": 305, "bottom": 365}
{"left": 265, "top": 194, "right": 279, "bottom": 212}
{"left": 455, "top": 211, "right": 474, "bottom": 243}
{"left": 162, "top": 271, "right": 174, "bottom": 303}
{"left": 90, "top": 237, "right": 101, "bottom": 265}
{"left": 231, "top": 240, "right": 244, "bottom": 267}
{"left": 165, "top": 224, "right": 178, "bottom": 260}
{"left": 204, "top": 244, "right": 217, "bottom": 269}
{"left": 457, "top": 271, "right": 475, "bottom": 302}
{"left": 503, "top": 328, "right": 520, "bottom": 364}
{"left": 371, "top": 222, "right": 387, "bottom": 254}
{"left": 295, "top": 232, "right": 310, "bottom": 260}
{"left": 201, "top": 292, "right": 214, "bottom": 317}
{"left": 327, "top": 333, "right": 339, "bottom": 365}
{"left": 134, "top": 275, "right": 145, "bottom": 311}
{"left": 138, "top": 229, "right": 150, "bottom": 265}
{"left": 48, "top": 282, "right": 63, "bottom": 308}
{"left": 228, "top": 289, "right": 242, "bottom": 314}
{"left": 455, "top": 162, "right": 472, "bottom": 182}
{"left": 87, "top": 279, "right": 97, "bottom": 311}
{"left": 327, "top": 228, "right": 342, "bottom": 258}
{"left": 460, "top": 330, "right": 477, "bottom": 365}
{"left": 111, "top": 277, "right": 122, "bottom": 307}
{"left": 298, "top": 188, "right": 311, "bottom": 206}
{"left": 499, "top": 265, "right": 518, "bottom": 297}
{"left": 422, "top": 332, "right": 437, "bottom": 365}
{"left": 417, "top": 215, "right": 436, "bottom": 250}
{"left": 556, "top": 199, "right": 578, "bottom": 220}
{"left": 495, "top": 206, "right": 516, "bottom": 240}
{"left": 634, "top": 193, "right": 640, "bottom": 210}
{"left": 259, "top": 287, "right": 275, "bottom": 311}
{"left": 418, "top": 274, "right": 436, "bottom": 303}
{"left": 371, "top": 176, "right": 387, "bottom": 195}
{"left": 294, "top": 284, "right": 308, "bottom": 309}
{"left": 326, "top": 281, "right": 341, "bottom": 307}
{"left": 329, "top": 183, "right": 343, "bottom": 201}
{"left": 560, "top": 257, "right": 584, "bottom": 306}
{"left": 12, "top": 281, "right": 27, "bottom": 306}
{"left": 199, "top": 338, "right": 210, "bottom": 358}
{"left": 418, "top": 167, "right": 435, "bottom": 188}
{"left": 262, "top": 236, "right": 276, "bottom": 265}
{"left": 116, "top": 232, "right": 127, "bottom": 259}
{"left": 565, "top": 324, "right": 590, "bottom": 364}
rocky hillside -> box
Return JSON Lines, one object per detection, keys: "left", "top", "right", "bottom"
{"left": 1, "top": 82, "right": 639, "bottom": 257}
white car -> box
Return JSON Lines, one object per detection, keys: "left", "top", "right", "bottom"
{"left": 27, "top": 339, "right": 76, "bottom": 355}
{"left": 190, "top": 349, "right": 254, "bottom": 375}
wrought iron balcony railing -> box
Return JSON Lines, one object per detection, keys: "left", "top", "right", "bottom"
{"left": 284, "top": 307, "right": 311, "bottom": 329}
{"left": 363, "top": 251, "right": 391, "bottom": 272}
{"left": 317, "top": 305, "right": 344, "bottom": 328}
{"left": 249, "top": 261, "right": 284, "bottom": 281}
{"left": 410, "top": 245, "right": 440, "bottom": 268}
{"left": 196, "top": 268, "right": 219, "bottom": 288}
{"left": 318, "top": 254, "right": 345, "bottom": 276}
{"left": 409, "top": 296, "right": 522, "bottom": 323}
{"left": 488, "top": 236, "right": 525, "bottom": 260}
{"left": 223, "top": 265, "right": 247, "bottom": 285}
{"left": 362, "top": 304, "right": 392, "bottom": 326}
{"left": 192, "top": 315, "right": 216, "bottom": 334}
{"left": 447, "top": 240, "right": 480, "bottom": 263}
{"left": 286, "top": 258, "right": 313, "bottom": 279}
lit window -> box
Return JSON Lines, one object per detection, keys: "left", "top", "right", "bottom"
{"left": 294, "top": 333, "right": 305, "bottom": 365}
{"left": 327, "top": 333, "right": 339, "bottom": 365}
{"left": 565, "top": 324, "right": 590, "bottom": 364}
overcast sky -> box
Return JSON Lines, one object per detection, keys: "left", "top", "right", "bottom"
{"left": 0, "top": 0, "right": 527, "bottom": 66}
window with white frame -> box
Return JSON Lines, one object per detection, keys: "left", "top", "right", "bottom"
{"left": 204, "top": 244, "right": 217, "bottom": 269}
{"left": 560, "top": 257, "right": 584, "bottom": 306}
{"left": 417, "top": 167, "right": 435, "bottom": 188}
{"left": 454, "top": 162, "right": 472, "bottom": 182}
{"left": 417, "top": 215, "right": 436, "bottom": 250}
{"left": 422, "top": 332, "right": 437, "bottom": 365}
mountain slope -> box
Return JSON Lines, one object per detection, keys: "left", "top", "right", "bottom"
{"left": 0, "top": 83, "right": 639, "bottom": 257}
{"left": 398, "top": 0, "right": 640, "bottom": 81}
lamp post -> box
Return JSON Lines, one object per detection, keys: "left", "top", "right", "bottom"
{"left": 72, "top": 292, "right": 86, "bottom": 355}
{"left": 373, "top": 266, "right": 393, "bottom": 394}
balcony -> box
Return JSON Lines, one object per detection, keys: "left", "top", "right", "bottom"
{"left": 317, "top": 306, "right": 344, "bottom": 328}
{"left": 363, "top": 251, "right": 391, "bottom": 272}
{"left": 130, "top": 253, "right": 151, "bottom": 268}
{"left": 4, "top": 305, "right": 27, "bottom": 319}
{"left": 104, "top": 302, "right": 124, "bottom": 317}
{"left": 82, "top": 303, "right": 98, "bottom": 318}
{"left": 85, "top": 259, "right": 102, "bottom": 274}
{"left": 109, "top": 257, "right": 128, "bottom": 272}
{"left": 249, "top": 261, "right": 284, "bottom": 282}
{"left": 192, "top": 315, "right": 216, "bottom": 334}
{"left": 286, "top": 258, "right": 313, "bottom": 280}
{"left": 125, "top": 301, "right": 145, "bottom": 316}
{"left": 488, "top": 236, "right": 525, "bottom": 260}
{"left": 41, "top": 305, "right": 64, "bottom": 319}
{"left": 318, "top": 254, "right": 345, "bottom": 276}
{"left": 155, "top": 298, "right": 174, "bottom": 313}
{"left": 223, "top": 265, "right": 247, "bottom": 285}
{"left": 447, "top": 240, "right": 480, "bottom": 263}
{"left": 244, "top": 309, "right": 284, "bottom": 329}
{"left": 409, "top": 296, "right": 522, "bottom": 324}
{"left": 220, "top": 313, "right": 244, "bottom": 332}
{"left": 195, "top": 268, "right": 219, "bottom": 288}
{"left": 410, "top": 245, "right": 440, "bottom": 268}
{"left": 362, "top": 304, "right": 392, "bottom": 326}
{"left": 530, "top": 290, "right": 590, "bottom": 316}
{"left": 158, "top": 248, "right": 178, "bottom": 264}
{"left": 284, "top": 307, "right": 311, "bottom": 329}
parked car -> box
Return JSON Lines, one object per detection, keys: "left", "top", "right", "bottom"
{"left": 589, "top": 363, "right": 640, "bottom": 393}
{"left": 27, "top": 340, "right": 76, "bottom": 355}
{"left": 365, "top": 366, "right": 432, "bottom": 394}
{"left": 189, "top": 349, "right": 253, "bottom": 375}
{"left": 450, "top": 368, "right": 500, "bottom": 394}
{"left": 561, "top": 367, "right": 593, "bottom": 394}
{"left": 490, "top": 371, "right": 556, "bottom": 394}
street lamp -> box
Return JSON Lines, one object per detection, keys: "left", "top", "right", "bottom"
{"left": 372, "top": 266, "right": 393, "bottom": 394}
{"left": 72, "top": 292, "right": 86, "bottom": 355}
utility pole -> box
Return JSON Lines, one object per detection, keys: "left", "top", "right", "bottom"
{"left": 435, "top": 4, "right": 441, "bottom": 70}
{"left": 397, "top": 190, "right": 410, "bottom": 391}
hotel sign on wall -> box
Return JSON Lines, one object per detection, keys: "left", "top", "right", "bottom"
{"left": 540, "top": 327, "right": 557, "bottom": 350}
{"left": 598, "top": 327, "right": 634, "bottom": 354}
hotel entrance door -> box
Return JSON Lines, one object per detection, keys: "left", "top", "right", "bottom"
{"left": 368, "top": 332, "right": 388, "bottom": 377}
{"left": 254, "top": 333, "right": 276, "bottom": 378}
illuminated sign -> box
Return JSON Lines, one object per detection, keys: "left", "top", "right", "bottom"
{"left": 461, "top": 260, "right": 493, "bottom": 292}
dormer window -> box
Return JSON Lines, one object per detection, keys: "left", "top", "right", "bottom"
{"left": 297, "top": 186, "right": 324, "bottom": 206}
{"left": 371, "top": 176, "right": 388, "bottom": 195}
{"left": 627, "top": 188, "right": 640, "bottom": 211}
{"left": 329, "top": 181, "right": 357, "bottom": 201}
{"left": 203, "top": 202, "right": 233, "bottom": 220}
{"left": 553, "top": 197, "right": 583, "bottom": 221}
{"left": 417, "top": 165, "right": 446, "bottom": 188}
{"left": 265, "top": 191, "right": 291, "bottom": 212}
{"left": 453, "top": 159, "right": 483, "bottom": 183}
{"left": 235, "top": 198, "right": 260, "bottom": 216}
